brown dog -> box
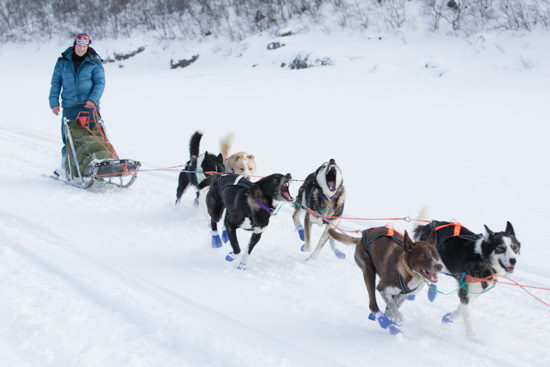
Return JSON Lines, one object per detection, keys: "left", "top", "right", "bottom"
{"left": 329, "top": 226, "right": 443, "bottom": 334}
{"left": 220, "top": 132, "right": 256, "bottom": 176}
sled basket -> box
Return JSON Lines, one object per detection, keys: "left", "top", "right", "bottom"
{"left": 61, "top": 105, "right": 141, "bottom": 189}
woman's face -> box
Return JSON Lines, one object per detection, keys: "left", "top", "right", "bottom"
{"left": 74, "top": 44, "right": 88, "bottom": 57}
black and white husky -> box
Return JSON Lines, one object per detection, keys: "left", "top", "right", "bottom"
{"left": 292, "top": 159, "right": 346, "bottom": 260}
{"left": 204, "top": 173, "right": 294, "bottom": 269}
{"left": 175, "top": 131, "right": 225, "bottom": 206}
{"left": 414, "top": 220, "right": 521, "bottom": 335}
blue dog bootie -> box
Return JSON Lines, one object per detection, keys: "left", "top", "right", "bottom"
{"left": 406, "top": 294, "right": 416, "bottom": 301}
{"left": 368, "top": 311, "right": 401, "bottom": 334}
{"left": 333, "top": 247, "right": 346, "bottom": 260}
{"left": 225, "top": 252, "right": 237, "bottom": 262}
{"left": 428, "top": 284, "right": 438, "bottom": 303}
{"left": 297, "top": 225, "right": 305, "bottom": 242}
{"left": 389, "top": 325, "right": 401, "bottom": 335}
{"left": 221, "top": 229, "right": 229, "bottom": 243}
{"left": 211, "top": 230, "right": 223, "bottom": 248}
{"left": 442, "top": 312, "right": 454, "bottom": 324}
{"left": 368, "top": 312, "right": 391, "bottom": 329}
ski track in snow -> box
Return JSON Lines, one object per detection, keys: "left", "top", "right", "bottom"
{"left": 1, "top": 33, "right": 550, "bottom": 366}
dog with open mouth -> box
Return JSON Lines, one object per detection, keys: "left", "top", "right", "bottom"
{"left": 329, "top": 226, "right": 443, "bottom": 335}
{"left": 292, "top": 159, "right": 346, "bottom": 260}
{"left": 413, "top": 220, "right": 521, "bottom": 336}
{"left": 203, "top": 172, "right": 293, "bottom": 269}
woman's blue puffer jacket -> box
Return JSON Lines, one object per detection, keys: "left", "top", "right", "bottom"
{"left": 49, "top": 47, "right": 105, "bottom": 109}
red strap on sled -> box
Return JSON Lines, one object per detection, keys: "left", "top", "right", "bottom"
{"left": 79, "top": 106, "right": 120, "bottom": 160}
{"left": 76, "top": 111, "right": 91, "bottom": 128}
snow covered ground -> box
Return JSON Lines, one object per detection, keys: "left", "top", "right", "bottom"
{"left": 1, "top": 30, "right": 550, "bottom": 366}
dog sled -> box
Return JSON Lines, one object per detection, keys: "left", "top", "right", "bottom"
{"left": 52, "top": 105, "right": 141, "bottom": 189}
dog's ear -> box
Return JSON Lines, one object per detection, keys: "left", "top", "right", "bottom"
{"left": 404, "top": 231, "right": 415, "bottom": 253}
{"left": 247, "top": 154, "right": 255, "bottom": 159}
{"left": 426, "top": 229, "right": 438, "bottom": 246}
{"left": 484, "top": 224, "right": 495, "bottom": 237}
{"left": 217, "top": 153, "right": 224, "bottom": 162}
{"left": 505, "top": 221, "right": 515, "bottom": 235}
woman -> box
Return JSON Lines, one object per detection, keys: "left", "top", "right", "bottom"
{"left": 48, "top": 33, "right": 105, "bottom": 171}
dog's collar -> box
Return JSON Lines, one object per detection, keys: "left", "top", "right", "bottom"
{"left": 398, "top": 258, "right": 422, "bottom": 294}
{"left": 319, "top": 186, "right": 341, "bottom": 201}
{"left": 402, "top": 256, "right": 423, "bottom": 280}
{"left": 255, "top": 198, "right": 280, "bottom": 215}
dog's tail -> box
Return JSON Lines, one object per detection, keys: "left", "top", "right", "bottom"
{"left": 190, "top": 131, "right": 203, "bottom": 158}
{"left": 219, "top": 132, "right": 235, "bottom": 160}
{"left": 412, "top": 206, "right": 431, "bottom": 241}
{"left": 328, "top": 229, "right": 361, "bottom": 246}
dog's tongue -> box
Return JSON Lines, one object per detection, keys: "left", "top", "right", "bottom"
{"left": 505, "top": 266, "right": 515, "bottom": 273}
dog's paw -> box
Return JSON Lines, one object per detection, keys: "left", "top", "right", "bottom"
{"left": 193, "top": 198, "right": 200, "bottom": 207}
{"left": 389, "top": 324, "right": 401, "bottom": 335}
{"left": 211, "top": 235, "right": 223, "bottom": 248}
{"left": 333, "top": 248, "right": 346, "bottom": 260}
{"left": 406, "top": 294, "right": 416, "bottom": 301}
{"left": 428, "top": 284, "right": 438, "bottom": 303}
{"left": 376, "top": 313, "right": 392, "bottom": 329}
{"left": 225, "top": 252, "right": 237, "bottom": 262}
{"left": 304, "top": 255, "right": 317, "bottom": 262}
{"left": 442, "top": 312, "right": 454, "bottom": 324}
{"left": 237, "top": 262, "right": 247, "bottom": 270}
{"left": 297, "top": 226, "right": 305, "bottom": 241}
{"left": 221, "top": 229, "right": 229, "bottom": 243}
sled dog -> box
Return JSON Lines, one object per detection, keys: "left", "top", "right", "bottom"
{"left": 414, "top": 220, "right": 521, "bottom": 335}
{"left": 203, "top": 173, "right": 293, "bottom": 269}
{"left": 219, "top": 132, "right": 257, "bottom": 177}
{"left": 175, "top": 131, "right": 225, "bottom": 206}
{"left": 292, "top": 159, "right": 346, "bottom": 260}
{"left": 329, "top": 227, "right": 443, "bottom": 334}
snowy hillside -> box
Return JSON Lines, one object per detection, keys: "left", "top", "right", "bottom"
{"left": 1, "top": 30, "right": 550, "bottom": 366}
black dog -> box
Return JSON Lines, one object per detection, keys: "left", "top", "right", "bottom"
{"left": 414, "top": 220, "right": 521, "bottom": 335}
{"left": 203, "top": 173, "right": 293, "bottom": 269}
{"left": 175, "top": 131, "right": 225, "bottom": 206}
{"left": 292, "top": 159, "right": 346, "bottom": 260}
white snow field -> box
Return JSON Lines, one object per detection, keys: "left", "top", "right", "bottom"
{"left": 1, "top": 30, "right": 550, "bottom": 366}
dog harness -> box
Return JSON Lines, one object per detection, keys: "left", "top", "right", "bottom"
{"left": 430, "top": 221, "right": 494, "bottom": 290}
{"left": 220, "top": 175, "right": 277, "bottom": 217}
{"left": 361, "top": 227, "right": 419, "bottom": 295}
{"left": 430, "top": 221, "right": 482, "bottom": 250}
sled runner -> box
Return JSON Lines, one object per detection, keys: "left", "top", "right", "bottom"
{"left": 53, "top": 105, "right": 141, "bottom": 189}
